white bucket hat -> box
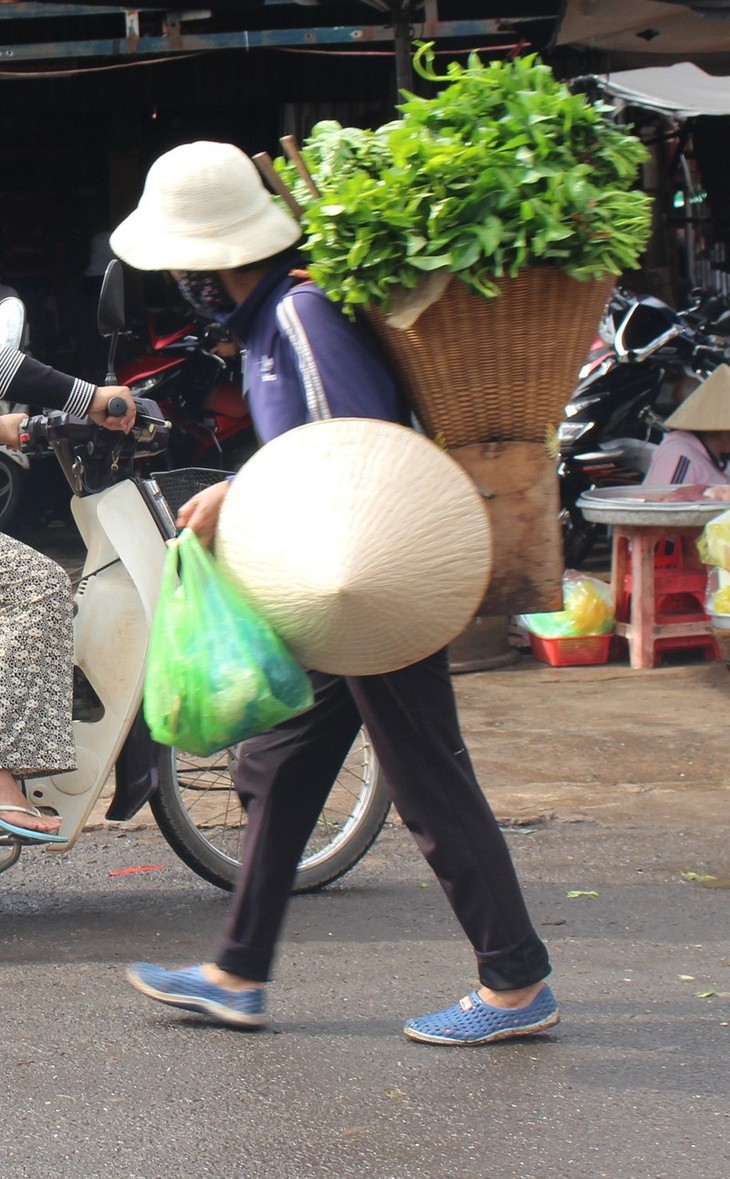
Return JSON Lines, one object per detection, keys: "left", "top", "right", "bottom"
{"left": 109, "top": 141, "right": 302, "bottom": 271}
{"left": 664, "top": 364, "right": 730, "bottom": 431}
{"left": 215, "top": 418, "right": 493, "bottom": 676}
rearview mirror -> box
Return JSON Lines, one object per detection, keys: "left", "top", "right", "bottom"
{"left": 97, "top": 259, "right": 126, "bottom": 337}
{"left": 97, "top": 259, "right": 127, "bottom": 385}
{"left": 614, "top": 298, "right": 678, "bottom": 360}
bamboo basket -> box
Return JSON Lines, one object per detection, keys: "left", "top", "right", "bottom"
{"left": 364, "top": 270, "right": 614, "bottom": 447}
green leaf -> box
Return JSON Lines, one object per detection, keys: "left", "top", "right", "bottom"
{"left": 281, "top": 50, "right": 653, "bottom": 313}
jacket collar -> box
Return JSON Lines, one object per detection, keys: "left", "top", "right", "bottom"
{"left": 221, "top": 250, "right": 304, "bottom": 341}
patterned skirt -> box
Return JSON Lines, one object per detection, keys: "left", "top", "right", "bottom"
{"left": 0, "top": 533, "right": 76, "bottom": 776}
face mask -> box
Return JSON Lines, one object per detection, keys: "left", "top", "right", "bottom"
{"left": 173, "top": 271, "right": 235, "bottom": 316}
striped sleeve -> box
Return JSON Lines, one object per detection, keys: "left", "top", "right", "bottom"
{"left": 0, "top": 346, "right": 96, "bottom": 415}
{"left": 60, "top": 377, "right": 97, "bottom": 417}
{"left": 0, "top": 345, "right": 26, "bottom": 396}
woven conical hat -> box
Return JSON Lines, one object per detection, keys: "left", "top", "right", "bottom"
{"left": 215, "top": 418, "right": 492, "bottom": 675}
{"left": 665, "top": 364, "right": 730, "bottom": 430}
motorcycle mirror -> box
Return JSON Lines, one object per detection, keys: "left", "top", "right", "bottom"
{"left": 613, "top": 311, "right": 633, "bottom": 360}
{"left": 0, "top": 296, "right": 27, "bottom": 351}
{"left": 97, "top": 259, "right": 127, "bottom": 385}
{"left": 614, "top": 298, "right": 678, "bottom": 360}
{"left": 97, "top": 259, "right": 126, "bottom": 337}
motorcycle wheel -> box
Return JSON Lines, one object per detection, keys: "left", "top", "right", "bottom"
{"left": 150, "top": 725, "right": 390, "bottom": 893}
{"left": 559, "top": 505, "right": 600, "bottom": 569}
{"left": 0, "top": 453, "right": 26, "bottom": 531}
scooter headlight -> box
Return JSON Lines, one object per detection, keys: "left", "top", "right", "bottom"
{"left": 130, "top": 376, "right": 164, "bottom": 396}
{"left": 556, "top": 420, "right": 595, "bottom": 444}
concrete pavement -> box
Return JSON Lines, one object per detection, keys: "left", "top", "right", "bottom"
{"left": 4, "top": 519, "right": 729, "bottom": 1179}
{"left": 14, "top": 513, "right": 730, "bottom": 834}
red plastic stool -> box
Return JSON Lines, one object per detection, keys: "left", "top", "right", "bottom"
{"left": 610, "top": 524, "right": 720, "bottom": 669}
{"left": 618, "top": 568, "right": 709, "bottom": 624}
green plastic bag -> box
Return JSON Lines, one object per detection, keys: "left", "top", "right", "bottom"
{"left": 144, "top": 528, "right": 314, "bottom": 756}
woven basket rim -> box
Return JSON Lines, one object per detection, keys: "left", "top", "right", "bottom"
{"left": 364, "top": 271, "right": 614, "bottom": 446}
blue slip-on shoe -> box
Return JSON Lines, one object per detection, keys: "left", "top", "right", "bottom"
{"left": 126, "top": 963, "right": 266, "bottom": 1028}
{"left": 404, "top": 984, "right": 559, "bottom": 1046}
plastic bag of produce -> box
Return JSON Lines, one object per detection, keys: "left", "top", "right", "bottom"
{"left": 562, "top": 571, "right": 614, "bottom": 635}
{"left": 518, "top": 571, "right": 614, "bottom": 638}
{"left": 697, "top": 508, "right": 730, "bottom": 572}
{"left": 144, "top": 529, "right": 313, "bottom": 756}
{"left": 702, "top": 563, "right": 730, "bottom": 615}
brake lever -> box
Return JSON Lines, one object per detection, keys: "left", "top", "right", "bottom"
{"left": 136, "top": 411, "right": 172, "bottom": 430}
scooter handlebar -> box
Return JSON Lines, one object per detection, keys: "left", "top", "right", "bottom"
{"left": 19, "top": 396, "right": 170, "bottom": 455}
{"left": 106, "top": 393, "right": 170, "bottom": 429}
{"left": 106, "top": 395, "right": 129, "bottom": 417}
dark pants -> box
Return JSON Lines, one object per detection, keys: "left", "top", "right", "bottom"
{"left": 216, "top": 648, "right": 550, "bottom": 991}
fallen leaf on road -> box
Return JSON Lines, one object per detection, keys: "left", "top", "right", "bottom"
{"left": 680, "top": 871, "right": 717, "bottom": 883}
{"left": 695, "top": 990, "right": 717, "bottom": 999}
{"left": 566, "top": 890, "right": 599, "bottom": 898}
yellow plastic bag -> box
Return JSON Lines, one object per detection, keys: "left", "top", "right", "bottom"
{"left": 697, "top": 509, "right": 730, "bottom": 572}
{"left": 563, "top": 572, "right": 614, "bottom": 636}
{"left": 519, "top": 571, "right": 614, "bottom": 639}
{"left": 711, "top": 583, "right": 730, "bottom": 614}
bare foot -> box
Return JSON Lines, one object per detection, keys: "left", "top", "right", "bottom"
{"left": 0, "top": 770, "right": 61, "bottom": 834}
{"left": 201, "top": 963, "right": 263, "bottom": 991}
{"left": 476, "top": 982, "right": 546, "bottom": 1009}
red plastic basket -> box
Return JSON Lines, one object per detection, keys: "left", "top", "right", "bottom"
{"left": 529, "top": 632, "right": 612, "bottom": 667}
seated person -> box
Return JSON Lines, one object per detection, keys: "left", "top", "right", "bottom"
{"left": 644, "top": 365, "right": 730, "bottom": 488}
{"left": 0, "top": 346, "right": 134, "bottom": 843}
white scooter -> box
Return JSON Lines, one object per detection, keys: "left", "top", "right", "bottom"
{"left": 0, "top": 263, "right": 389, "bottom": 892}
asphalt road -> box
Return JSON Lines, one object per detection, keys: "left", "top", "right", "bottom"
{"left": 2, "top": 816, "right": 727, "bottom": 1179}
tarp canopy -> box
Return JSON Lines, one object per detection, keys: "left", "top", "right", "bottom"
{"left": 593, "top": 62, "right": 730, "bottom": 117}
{"left": 555, "top": 0, "right": 730, "bottom": 66}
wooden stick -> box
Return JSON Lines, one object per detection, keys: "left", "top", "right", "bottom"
{"left": 252, "top": 152, "right": 304, "bottom": 220}
{"left": 279, "top": 135, "right": 321, "bottom": 200}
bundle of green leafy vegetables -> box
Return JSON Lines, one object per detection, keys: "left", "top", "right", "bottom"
{"left": 274, "top": 43, "right": 653, "bottom": 317}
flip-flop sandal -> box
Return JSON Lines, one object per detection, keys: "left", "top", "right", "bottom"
{"left": 0, "top": 805, "right": 68, "bottom": 845}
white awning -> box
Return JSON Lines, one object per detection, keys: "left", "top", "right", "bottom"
{"left": 593, "top": 62, "right": 730, "bottom": 117}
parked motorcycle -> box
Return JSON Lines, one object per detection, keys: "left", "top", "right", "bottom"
{"left": 117, "top": 311, "right": 259, "bottom": 474}
{"left": 0, "top": 266, "right": 389, "bottom": 891}
{"left": 557, "top": 291, "right": 730, "bottom": 566}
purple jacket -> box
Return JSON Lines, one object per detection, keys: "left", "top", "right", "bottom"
{"left": 222, "top": 259, "right": 409, "bottom": 444}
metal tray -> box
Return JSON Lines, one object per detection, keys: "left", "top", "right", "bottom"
{"left": 577, "top": 485, "right": 728, "bottom": 527}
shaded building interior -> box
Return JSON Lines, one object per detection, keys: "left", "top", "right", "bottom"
{"left": 1, "top": 0, "right": 729, "bottom": 379}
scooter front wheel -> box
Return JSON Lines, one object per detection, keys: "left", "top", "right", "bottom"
{"left": 559, "top": 504, "right": 601, "bottom": 569}
{"left": 0, "top": 452, "right": 26, "bottom": 531}
{"left": 150, "top": 725, "right": 390, "bottom": 893}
